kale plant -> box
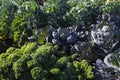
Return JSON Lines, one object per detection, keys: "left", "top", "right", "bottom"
{"left": 43, "top": 0, "right": 71, "bottom": 28}
{"left": 0, "top": 0, "right": 48, "bottom": 47}
{"left": 91, "top": 13, "right": 120, "bottom": 53}
{"left": 104, "top": 50, "right": 120, "bottom": 71}
{"left": 11, "top": 1, "right": 48, "bottom": 47}
{"left": 46, "top": 25, "right": 91, "bottom": 56}
{"left": 93, "top": 59, "right": 120, "bottom": 79}
{"left": 0, "top": 42, "right": 94, "bottom": 80}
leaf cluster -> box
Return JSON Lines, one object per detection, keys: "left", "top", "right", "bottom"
{"left": 0, "top": 42, "right": 94, "bottom": 80}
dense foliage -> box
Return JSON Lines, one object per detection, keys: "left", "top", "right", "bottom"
{"left": 46, "top": 26, "right": 89, "bottom": 51}
{"left": 0, "top": 0, "right": 120, "bottom": 79}
{"left": 0, "top": 0, "right": 120, "bottom": 48}
{"left": 0, "top": 0, "right": 48, "bottom": 47}
{"left": 0, "top": 42, "right": 94, "bottom": 80}
{"left": 46, "top": 12, "right": 120, "bottom": 61}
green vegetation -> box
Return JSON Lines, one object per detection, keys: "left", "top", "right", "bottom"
{"left": 0, "top": 0, "right": 120, "bottom": 79}
{"left": 0, "top": 42, "right": 94, "bottom": 80}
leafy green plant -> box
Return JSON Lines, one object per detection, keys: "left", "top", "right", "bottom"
{"left": 0, "top": 0, "right": 17, "bottom": 36}
{"left": 103, "top": 0, "right": 120, "bottom": 14}
{"left": 1, "top": 0, "right": 120, "bottom": 49}
{"left": 104, "top": 50, "right": 120, "bottom": 71}
{"left": 0, "top": 42, "right": 94, "bottom": 80}
{"left": 94, "top": 59, "right": 120, "bottom": 79}
{"left": 67, "top": 0, "right": 103, "bottom": 26}
{"left": 43, "top": 0, "right": 119, "bottom": 28}
{"left": 11, "top": 1, "right": 48, "bottom": 47}
{"left": 43, "top": 0, "right": 72, "bottom": 28}
{"left": 0, "top": 0, "right": 48, "bottom": 47}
